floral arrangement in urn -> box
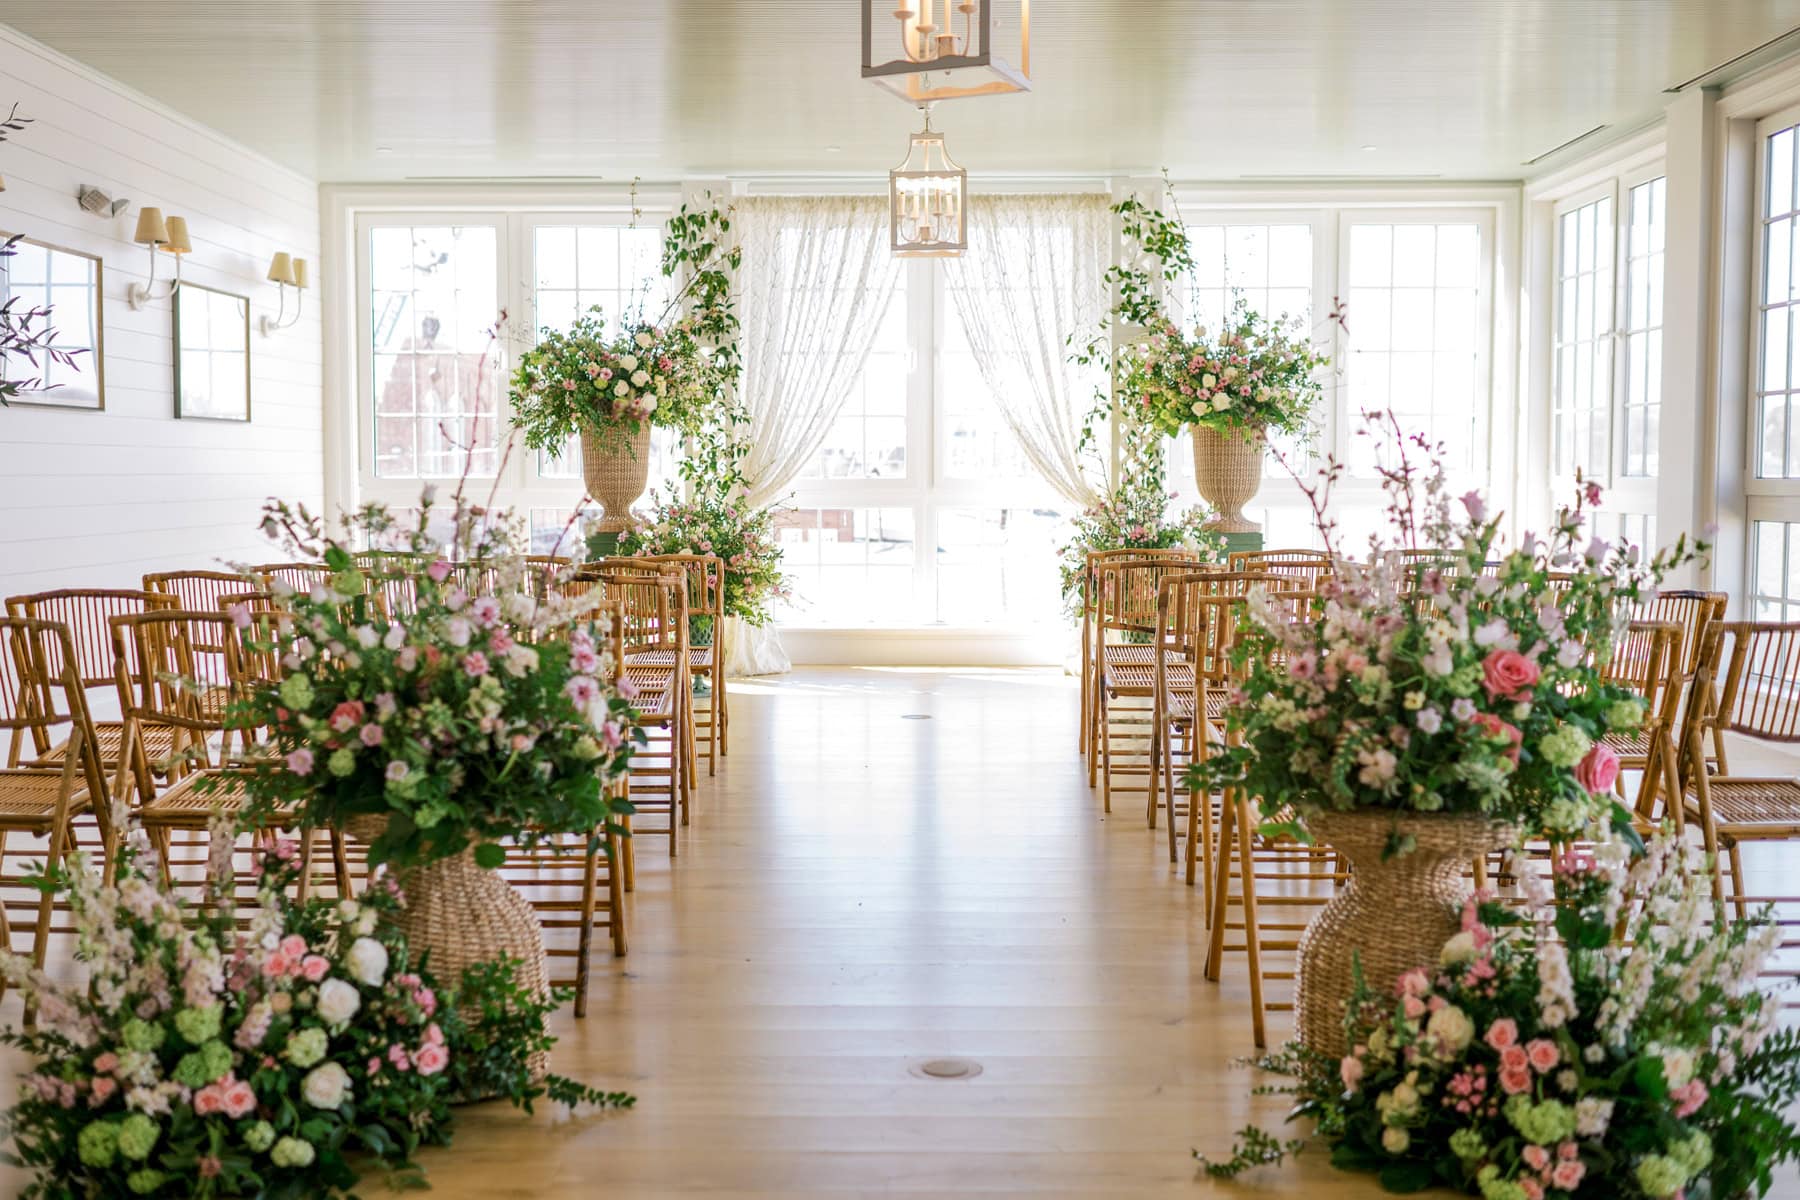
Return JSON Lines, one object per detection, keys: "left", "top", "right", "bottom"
{"left": 1056, "top": 470, "right": 1223, "bottom": 620}
{"left": 1124, "top": 301, "right": 1330, "bottom": 442}
{"left": 1200, "top": 835, "right": 1800, "bottom": 1200}
{"left": 0, "top": 834, "right": 629, "bottom": 1199}
{"left": 235, "top": 491, "right": 641, "bottom": 871}
{"left": 508, "top": 312, "right": 716, "bottom": 457}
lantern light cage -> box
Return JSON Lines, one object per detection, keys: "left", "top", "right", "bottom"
{"left": 889, "top": 106, "right": 968, "bottom": 258}
{"left": 861, "top": 0, "right": 1030, "bottom": 104}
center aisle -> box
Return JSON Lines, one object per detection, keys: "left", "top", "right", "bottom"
{"left": 384, "top": 668, "right": 1388, "bottom": 1197}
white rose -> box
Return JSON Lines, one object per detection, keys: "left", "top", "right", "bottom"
{"left": 1381, "top": 1126, "right": 1410, "bottom": 1154}
{"left": 619, "top": 353, "right": 639, "bottom": 372}
{"left": 613, "top": 380, "right": 631, "bottom": 398}
{"left": 641, "top": 396, "right": 658, "bottom": 413}
{"left": 503, "top": 643, "right": 540, "bottom": 677}
{"left": 301, "top": 1061, "right": 352, "bottom": 1110}
{"left": 634, "top": 331, "right": 654, "bottom": 349}
{"left": 631, "top": 370, "right": 650, "bottom": 387}
{"left": 1201, "top": 372, "right": 1217, "bottom": 389}
{"left": 1190, "top": 401, "right": 1207, "bottom": 418}
{"left": 1439, "top": 931, "right": 1477, "bottom": 965}
{"left": 346, "top": 937, "right": 388, "bottom": 987}
{"left": 1425, "top": 1004, "right": 1474, "bottom": 1054}
{"left": 1212, "top": 395, "right": 1232, "bottom": 411}
{"left": 315, "top": 977, "right": 361, "bottom": 1026}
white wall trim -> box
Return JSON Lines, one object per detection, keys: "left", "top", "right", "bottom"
{"left": 779, "top": 627, "right": 1066, "bottom": 667}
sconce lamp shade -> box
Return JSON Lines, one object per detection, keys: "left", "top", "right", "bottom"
{"left": 161, "top": 215, "right": 192, "bottom": 255}
{"left": 291, "top": 257, "right": 309, "bottom": 289}
{"left": 266, "top": 252, "right": 296, "bottom": 286}
{"left": 133, "top": 206, "right": 169, "bottom": 246}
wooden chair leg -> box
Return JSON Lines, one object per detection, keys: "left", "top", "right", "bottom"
{"left": 608, "top": 823, "right": 628, "bottom": 957}
{"left": 1204, "top": 792, "right": 1237, "bottom": 982}
{"left": 1238, "top": 797, "right": 1268, "bottom": 1051}
{"left": 575, "top": 834, "right": 597, "bottom": 1018}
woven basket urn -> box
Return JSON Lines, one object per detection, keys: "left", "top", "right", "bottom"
{"left": 1293, "top": 809, "right": 1517, "bottom": 1059}
{"left": 343, "top": 815, "right": 550, "bottom": 1086}
{"left": 1191, "top": 424, "right": 1264, "bottom": 534}
{"left": 581, "top": 423, "right": 654, "bottom": 534}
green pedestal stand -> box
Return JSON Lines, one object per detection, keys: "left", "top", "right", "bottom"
{"left": 587, "top": 531, "right": 622, "bottom": 559}
{"left": 1219, "top": 530, "right": 1264, "bottom": 558}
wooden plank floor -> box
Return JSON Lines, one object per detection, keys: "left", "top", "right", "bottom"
{"left": 3, "top": 666, "right": 1796, "bottom": 1197}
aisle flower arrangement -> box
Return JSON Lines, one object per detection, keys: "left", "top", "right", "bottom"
{"left": 1124, "top": 302, "right": 1328, "bottom": 442}
{"left": 611, "top": 488, "right": 791, "bottom": 629}
{"left": 1056, "top": 473, "right": 1223, "bottom": 620}
{"left": 1191, "top": 421, "right": 1704, "bottom": 845}
{"left": 509, "top": 311, "right": 717, "bottom": 455}
{"left": 0, "top": 836, "right": 632, "bottom": 1200}
{"left": 236, "top": 492, "right": 641, "bottom": 870}
{"left": 1199, "top": 835, "right": 1800, "bottom": 1198}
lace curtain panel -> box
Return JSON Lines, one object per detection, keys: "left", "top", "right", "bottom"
{"left": 943, "top": 192, "right": 1112, "bottom": 510}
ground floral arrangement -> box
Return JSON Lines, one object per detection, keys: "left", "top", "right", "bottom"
{"left": 1124, "top": 301, "right": 1330, "bottom": 442}
{"left": 0, "top": 836, "right": 631, "bottom": 1200}
{"left": 1056, "top": 468, "right": 1224, "bottom": 621}
{"left": 1199, "top": 834, "right": 1800, "bottom": 1198}
{"left": 610, "top": 488, "right": 790, "bottom": 630}
{"left": 1191, "top": 419, "right": 1705, "bottom": 847}
{"left": 236, "top": 492, "right": 642, "bottom": 870}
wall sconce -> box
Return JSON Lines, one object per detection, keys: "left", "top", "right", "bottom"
{"left": 126, "top": 206, "right": 188, "bottom": 309}
{"left": 259, "top": 252, "right": 308, "bottom": 336}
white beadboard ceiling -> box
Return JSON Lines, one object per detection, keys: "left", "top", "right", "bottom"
{"left": 2, "top": 1, "right": 1798, "bottom": 183}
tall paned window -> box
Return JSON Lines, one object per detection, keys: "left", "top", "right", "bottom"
{"left": 775, "top": 261, "right": 1074, "bottom": 628}
{"left": 1752, "top": 116, "right": 1800, "bottom": 613}
{"left": 1620, "top": 178, "right": 1666, "bottom": 480}
{"left": 355, "top": 210, "right": 668, "bottom": 551}
{"left": 1551, "top": 196, "right": 1614, "bottom": 485}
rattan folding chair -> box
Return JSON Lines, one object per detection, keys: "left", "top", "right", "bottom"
{"left": 1634, "top": 590, "right": 1728, "bottom": 775}
{"left": 1078, "top": 548, "right": 1206, "bottom": 761}
{"left": 606, "top": 553, "right": 728, "bottom": 777}
{"left": 1225, "top": 548, "right": 1334, "bottom": 587}
{"left": 498, "top": 598, "right": 631, "bottom": 1015}
{"left": 0, "top": 616, "right": 112, "bottom": 1013}
{"left": 1600, "top": 621, "right": 1685, "bottom": 829}
{"left": 252, "top": 562, "right": 335, "bottom": 594}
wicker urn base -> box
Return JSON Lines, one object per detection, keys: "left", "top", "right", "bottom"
{"left": 1191, "top": 424, "right": 1264, "bottom": 535}
{"left": 581, "top": 424, "right": 654, "bottom": 534}
{"left": 1293, "top": 810, "right": 1517, "bottom": 1059}
{"left": 344, "top": 817, "right": 550, "bottom": 1088}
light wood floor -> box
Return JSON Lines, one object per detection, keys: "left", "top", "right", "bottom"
{"left": 3, "top": 667, "right": 1797, "bottom": 1197}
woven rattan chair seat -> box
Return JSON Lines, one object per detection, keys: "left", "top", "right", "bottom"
{"left": 138, "top": 771, "right": 294, "bottom": 828}
{"left": 1602, "top": 730, "right": 1653, "bottom": 762}
{"left": 1105, "top": 660, "right": 1194, "bottom": 696}
{"left": 0, "top": 772, "right": 86, "bottom": 824}
{"left": 31, "top": 721, "right": 180, "bottom": 772}
{"left": 634, "top": 687, "right": 678, "bottom": 719}
{"left": 1688, "top": 777, "right": 1800, "bottom": 831}
{"left": 629, "top": 646, "right": 715, "bottom": 671}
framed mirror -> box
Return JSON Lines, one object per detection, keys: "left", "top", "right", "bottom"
{"left": 0, "top": 233, "right": 104, "bottom": 410}
{"left": 174, "top": 282, "right": 251, "bottom": 421}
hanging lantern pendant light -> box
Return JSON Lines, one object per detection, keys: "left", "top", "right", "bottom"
{"left": 889, "top": 105, "right": 968, "bottom": 258}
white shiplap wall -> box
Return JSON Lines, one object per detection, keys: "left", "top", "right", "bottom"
{"left": 0, "top": 24, "right": 321, "bottom": 600}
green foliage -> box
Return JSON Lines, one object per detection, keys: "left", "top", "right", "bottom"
{"left": 1056, "top": 464, "right": 1225, "bottom": 619}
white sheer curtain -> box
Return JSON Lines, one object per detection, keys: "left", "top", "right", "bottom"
{"left": 725, "top": 195, "right": 905, "bottom": 676}
{"left": 943, "top": 193, "right": 1111, "bottom": 509}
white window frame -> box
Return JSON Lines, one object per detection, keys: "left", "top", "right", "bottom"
{"left": 351, "top": 205, "right": 669, "bottom": 523}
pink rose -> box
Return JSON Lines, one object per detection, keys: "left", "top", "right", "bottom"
{"left": 414, "top": 1042, "right": 449, "bottom": 1076}
{"left": 1519, "top": 1179, "right": 1544, "bottom": 1200}
{"left": 93, "top": 1052, "right": 119, "bottom": 1075}
{"left": 1481, "top": 649, "right": 1541, "bottom": 701}
{"left": 193, "top": 1084, "right": 224, "bottom": 1116}
{"left": 300, "top": 955, "right": 330, "bottom": 983}
{"left": 222, "top": 1078, "right": 256, "bottom": 1119}
{"left": 1402, "top": 994, "right": 1426, "bottom": 1019}
{"left": 1499, "top": 1066, "right": 1533, "bottom": 1095}
{"left": 1484, "top": 1018, "right": 1518, "bottom": 1051}
{"left": 1574, "top": 743, "right": 1620, "bottom": 795}
{"left": 329, "top": 700, "right": 366, "bottom": 733}
{"left": 1522, "top": 1144, "right": 1550, "bottom": 1171}
{"left": 1526, "top": 1038, "right": 1560, "bottom": 1073}
{"left": 280, "top": 934, "right": 308, "bottom": 959}
{"left": 1551, "top": 1161, "right": 1586, "bottom": 1190}
{"left": 1340, "top": 1055, "right": 1364, "bottom": 1091}
{"left": 1501, "top": 1045, "right": 1530, "bottom": 1073}
{"left": 424, "top": 1022, "right": 443, "bottom": 1044}
{"left": 261, "top": 951, "right": 291, "bottom": 979}
{"left": 1397, "top": 969, "right": 1431, "bottom": 998}
{"left": 89, "top": 1077, "right": 117, "bottom": 1105}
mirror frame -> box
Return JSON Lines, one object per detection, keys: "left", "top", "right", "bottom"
{"left": 0, "top": 232, "right": 106, "bottom": 411}
{"left": 172, "top": 281, "right": 252, "bottom": 422}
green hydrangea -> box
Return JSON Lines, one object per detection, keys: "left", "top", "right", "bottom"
{"left": 1447, "top": 663, "right": 1483, "bottom": 697}
{"left": 1669, "top": 1131, "right": 1713, "bottom": 1174}
{"left": 77, "top": 1121, "right": 118, "bottom": 1168}
{"left": 243, "top": 1120, "right": 276, "bottom": 1153}
{"left": 1537, "top": 724, "right": 1592, "bottom": 769}
{"left": 1449, "top": 1128, "right": 1486, "bottom": 1161}
{"left": 1504, "top": 1096, "right": 1576, "bottom": 1145}
{"left": 330, "top": 568, "right": 365, "bottom": 597}
{"left": 120, "top": 1018, "right": 164, "bottom": 1053}
{"left": 1476, "top": 1168, "right": 1527, "bottom": 1200}
{"left": 328, "top": 747, "right": 357, "bottom": 777}
{"left": 127, "top": 1169, "right": 167, "bottom": 1195}
{"left": 279, "top": 673, "right": 314, "bottom": 710}
{"left": 173, "top": 1004, "right": 221, "bottom": 1045}
{"left": 1635, "top": 1154, "right": 1691, "bottom": 1198}
{"left": 172, "top": 1040, "right": 233, "bottom": 1088}
{"left": 1606, "top": 698, "right": 1646, "bottom": 730}
{"left": 116, "top": 1112, "right": 159, "bottom": 1161}
{"left": 284, "top": 1027, "right": 328, "bottom": 1068}
{"left": 271, "top": 1135, "right": 317, "bottom": 1168}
